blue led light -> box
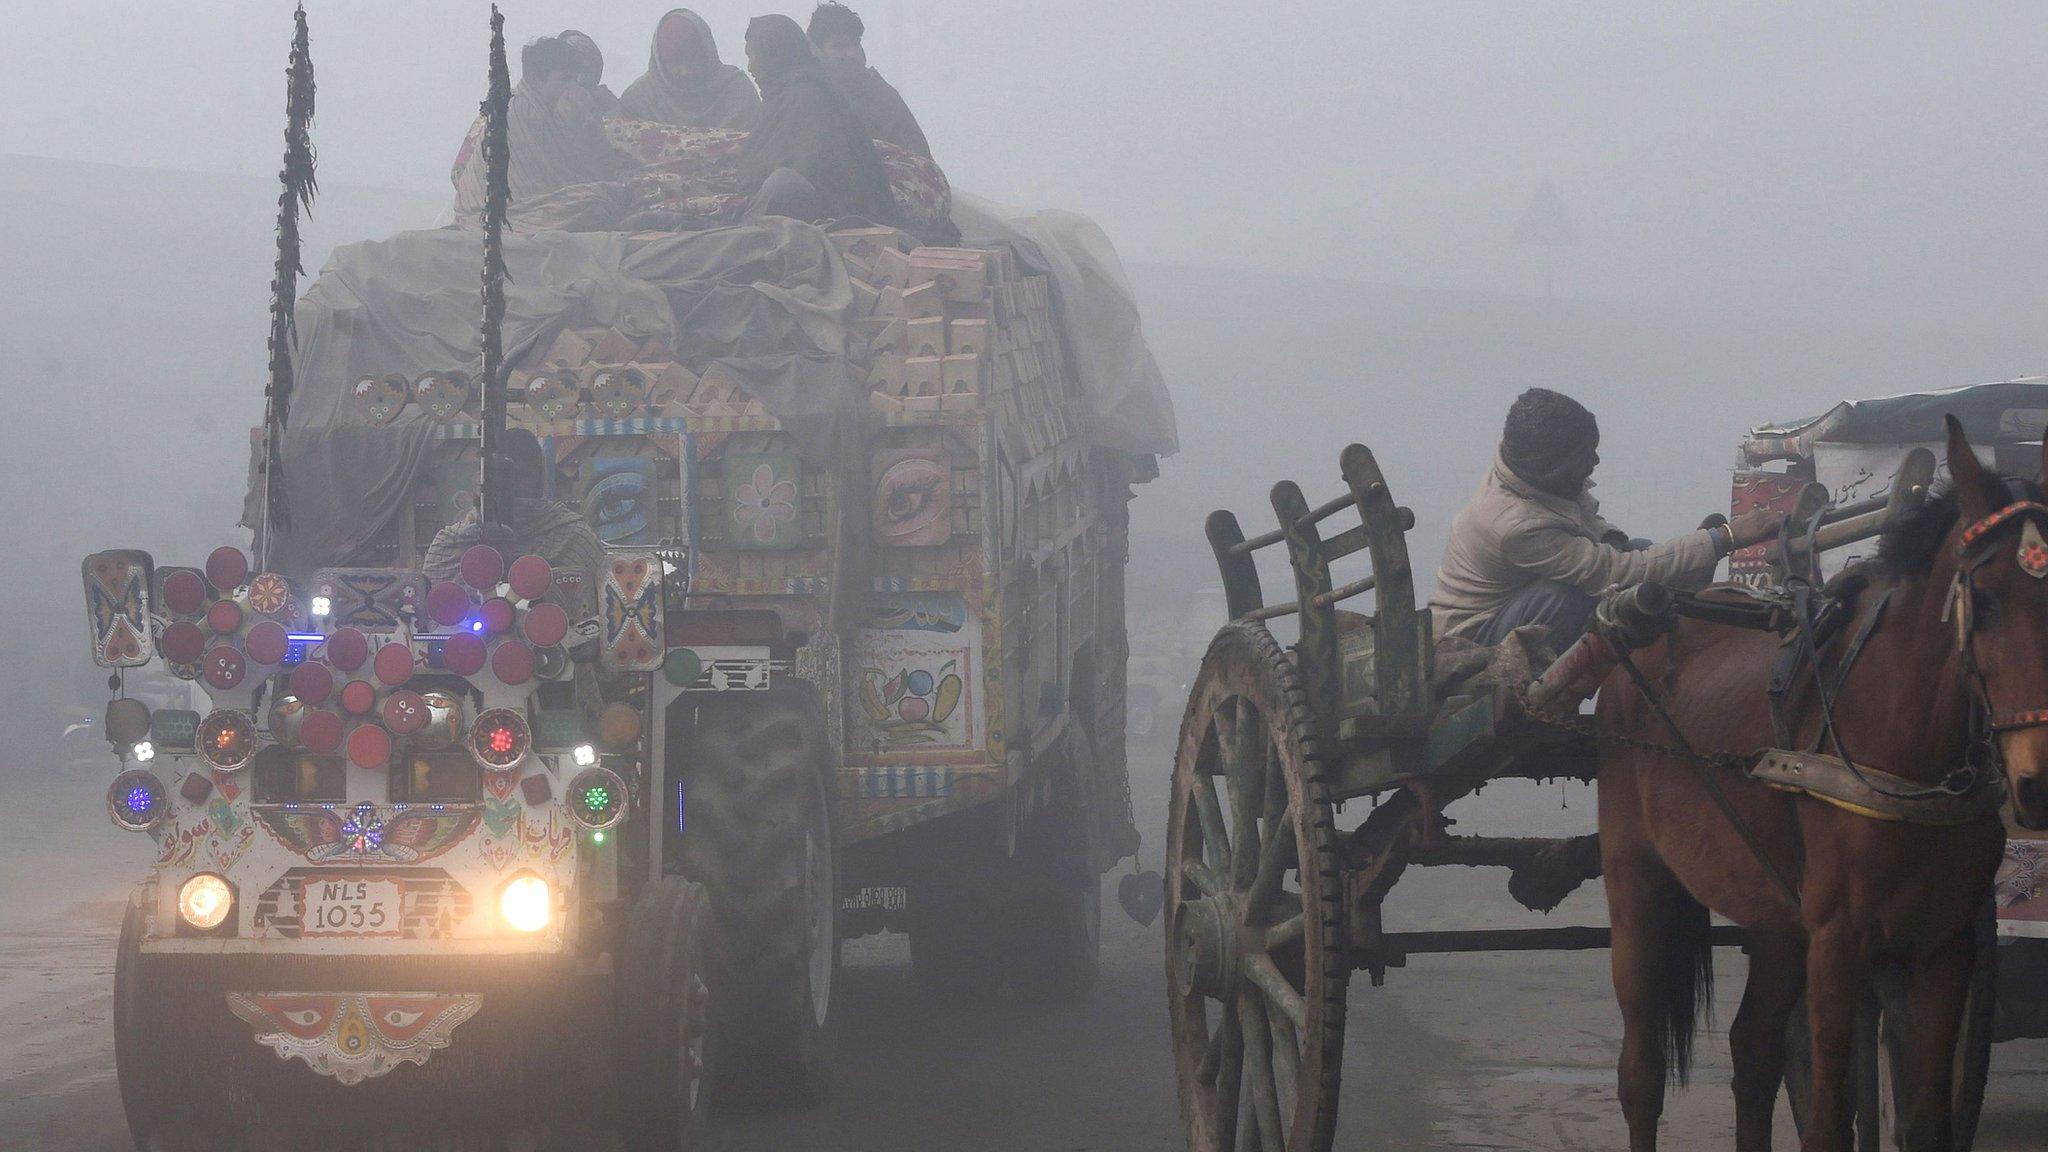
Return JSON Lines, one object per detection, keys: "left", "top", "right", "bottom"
{"left": 471, "top": 619, "right": 485, "bottom": 633}
{"left": 125, "top": 786, "right": 156, "bottom": 815}
{"left": 676, "top": 780, "right": 687, "bottom": 835}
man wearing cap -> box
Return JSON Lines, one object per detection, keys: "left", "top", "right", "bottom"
{"left": 1429, "top": 388, "right": 1783, "bottom": 646}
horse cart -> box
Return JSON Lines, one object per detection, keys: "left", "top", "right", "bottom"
{"left": 1165, "top": 439, "right": 2005, "bottom": 1152}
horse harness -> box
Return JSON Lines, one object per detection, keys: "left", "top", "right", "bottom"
{"left": 1561, "top": 497, "right": 2042, "bottom": 905}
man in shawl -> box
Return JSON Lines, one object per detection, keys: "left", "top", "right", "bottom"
{"left": 1429, "top": 388, "right": 1784, "bottom": 645}
{"left": 807, "top": 3, "right": 932, "bottom": 159}
{"left": 737, "top": 14, "right": 899, "bottom": 224}
{"left": 452, "top": 37, "right": 624, "bottom": 217}
{"left": 619, "top": 9, "right": 761, "bottom": 130}
{"left": 424, "top": 429, "right": 606, "bottom": 604}
{"left": 558, "top": 29, "right": 620, "bottom": 115}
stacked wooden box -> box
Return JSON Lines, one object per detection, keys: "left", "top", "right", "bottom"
{"left": 829, "top": 228, "right": 1067, "bottom": 431}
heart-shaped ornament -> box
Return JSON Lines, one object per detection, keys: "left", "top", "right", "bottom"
{"left": 415, "top": 371, "right": 473, "bottom": 422}
{"left": 1117, "top": 869, "right": 1165, "bottom": 926}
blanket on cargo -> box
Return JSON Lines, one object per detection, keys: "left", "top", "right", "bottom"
{"left": 244, "top": 219, "right": 861, "bottom": 572}
{"left": 450, "top": 117, "right": 949, "bottom": 234}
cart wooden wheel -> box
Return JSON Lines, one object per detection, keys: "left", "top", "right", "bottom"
{"left": 1167, "top": 620, "right": 1347, "bottom": 1152}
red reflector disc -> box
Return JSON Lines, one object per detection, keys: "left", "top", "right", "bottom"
{"left": 427, "top": 581, "right": 473, "bottom": 628}
{"left": 491, "top": 639, "right": 536, "bottom": 686}
{"left": 442, "top": 631, "right": 488, "bottom": 677}
{"left": 289, "top": 661, "right": 334, "bottom": 706}
{"left": 300, "top": 709, "right": 344, "bottom": 754}
{"left": 245, "top": 620, "right": 290, "bottom": 666}
{"left": 204, "top": 546, "right": 250, "bottom": 592}
{"left": 202, "top": 646, "right": 245, "bottom": 690}
{"left": 508, "top": 554, "right": 553, "bottom": 600}
{"left": 206, "top": 599, "right": 244, "bottom": 635}
{"left": 521, "top": 602, "right": 569, "bottom": 648}
{"left": 459, "top": 545, "right": 505, "bottom": 591}
{"left": 161, "top": 620, "right": 206, "bottom": 665}
{"left": 347, "top": 723, "right": 393, "bottom": 769}
{"left": 162, "top": 570, "right": 207, "bottom": 616}
{"left": 339, "top": 679, "right": 378, "bottom": 716}
{"left": 481, "top": 597, "right": 517, "bottom": 635}
{"left": 381, "top": 690, "right": 429, "bottom": 735}
{"left": 373, "top": 642, "right": 415, "bottom": 686}
{"left": 324, "top": 628, "right": 369, "bottom": 672}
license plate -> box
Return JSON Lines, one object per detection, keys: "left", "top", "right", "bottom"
{"left": 301, "top": 878, "right": 402, "bottom": 937}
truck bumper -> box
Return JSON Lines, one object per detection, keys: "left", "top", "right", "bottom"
{"left": 133, "top": 948, "right": 615, "bottom": 1121}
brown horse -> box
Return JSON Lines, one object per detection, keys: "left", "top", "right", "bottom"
{"left": 1597, "top": 418, "right": 2046, "bottom": 1152}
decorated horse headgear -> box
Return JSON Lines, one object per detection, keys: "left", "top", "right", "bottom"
{"left": 1952, "top": 488, "right": 2048, "bottom": 736}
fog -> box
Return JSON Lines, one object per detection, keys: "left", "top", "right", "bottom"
{"left": 6, "top": 5, "right": 2048, "bottom": 1145}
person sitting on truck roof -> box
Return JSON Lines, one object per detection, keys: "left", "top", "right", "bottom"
{"left": 807, "top": 3, "right": 932, "bottom": 160}
{"left": 558, "top": 29, "right": 620, "bottom": 115}
{"left": 424, "top": 429, "right": 607, "bottom": 608}
{"left": 736, "top": 13, "right": 899, "bottom": 225}
{"left": 618, "top": 8, "right": 761, "bottom": 131}
{"left": 452, "top": 36, "right": 625, "bottom": 218}
{"left": 1429, "top": 388, "right": 1784, "bottom": 646}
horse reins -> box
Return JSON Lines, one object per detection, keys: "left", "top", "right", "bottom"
{"left": 1558, "top": 495, "right": 2042, "bottom": 909}
{"left": 1953, "top": 496, "right": 2048, "bottom": 781}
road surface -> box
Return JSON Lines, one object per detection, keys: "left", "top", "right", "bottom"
{"left": 2, "top": 729, "right": 2042, "bottom": 1151}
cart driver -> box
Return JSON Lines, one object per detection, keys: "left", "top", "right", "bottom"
{"left": 1429, "top": 388, "right": 1784, "bottom": 647}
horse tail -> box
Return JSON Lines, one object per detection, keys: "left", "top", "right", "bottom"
{"left": 1651, "top": 885, "right": 1716, "bottom": 1086}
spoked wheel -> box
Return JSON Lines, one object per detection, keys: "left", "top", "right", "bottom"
{"left": 1167, "top": 620, "right": 1346, "bottom": 1152}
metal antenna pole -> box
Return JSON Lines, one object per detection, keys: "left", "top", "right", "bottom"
{"left": 479, "top": 5, "right": 512, "bottom": 546}
{"left": 260, "top": 4, "right": 317, "bottom": 568}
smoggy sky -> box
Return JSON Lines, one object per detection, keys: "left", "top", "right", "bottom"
{"left": 9, "top": 2, "right": 2048, "bottom": 332}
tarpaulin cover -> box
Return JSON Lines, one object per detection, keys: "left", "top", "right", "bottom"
{"left": 246, "top": 217, "right": 859, "bottom": 572}
{"left": 1741, "top": 376, "right": 2048, "bottom": 463}
{"left": 952, "top": 192, "right": 1179, "bottom": 459}
{"left": 246, "top": 201, "right": 1177, "bottom": 573}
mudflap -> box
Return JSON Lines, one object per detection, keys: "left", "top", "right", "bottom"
{"left": 126, "top": 951, "right": 612, "bottom": 1146}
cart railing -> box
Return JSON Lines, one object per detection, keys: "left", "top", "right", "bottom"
{"left": 1202, "top": 443, "right": 1433, "bottom": 763}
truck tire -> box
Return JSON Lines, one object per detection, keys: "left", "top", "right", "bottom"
{"left": 1008, "top": 804, "right": 1102, "bottom": 1004}
{"left": 113, "top": 888, "right": 161, "bottom": 1151}
{"left": 615, "top": 877, "right": 714, "bottom": 1150}
{"left": 678, "top": 688, "right": 837, "bottom": 1108}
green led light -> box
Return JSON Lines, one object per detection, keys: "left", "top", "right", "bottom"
{"left": 583, "top": 786, "right": 612, "bottom": 810}
{"left": 591, "top": 830, "right": 607, "bottom": 844}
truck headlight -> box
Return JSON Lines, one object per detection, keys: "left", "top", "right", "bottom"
{"left": 499, "top": 874, "right": 551, "bottom": 933}
{"left": 178, "top": 873, "right": 235, "bottom": 931}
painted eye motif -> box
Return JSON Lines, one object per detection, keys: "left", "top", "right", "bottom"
{"left": 283, "top": 1008, "right": 324, "bottom": 1027}
{"left": 585, "top": 471, "right": 649, "bottom": 541}
{"left": 380, "top": 1008, "right": 425, "bottom": 1029}
{"left": 875, "top": 456, "right": 948, "bottom": 543}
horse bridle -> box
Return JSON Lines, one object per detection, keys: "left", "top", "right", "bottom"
{"left": 1952, "top": 496, "right": 2048, "bottom": 762}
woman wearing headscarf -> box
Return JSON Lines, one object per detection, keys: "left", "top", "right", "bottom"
{"left": 735, "top": 14, "right": 897, "bottom": 224}
{"left": 618, "top": 9, "right": 761, "bottom": 130}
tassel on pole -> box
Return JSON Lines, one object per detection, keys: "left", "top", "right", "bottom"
{"left": 478, "top": 4, "right": 512, "bottom": 545}
{"left": 260, "top": 3, "right": 317, "bottom": 562}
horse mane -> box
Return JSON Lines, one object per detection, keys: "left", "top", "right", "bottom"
{"left": 1868, "top": 466, "right": 2040, "bottom": 578}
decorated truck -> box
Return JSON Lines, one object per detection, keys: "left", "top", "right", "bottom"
{"left": 78, "top": 193, "right": 1170, "bottom": 1142}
